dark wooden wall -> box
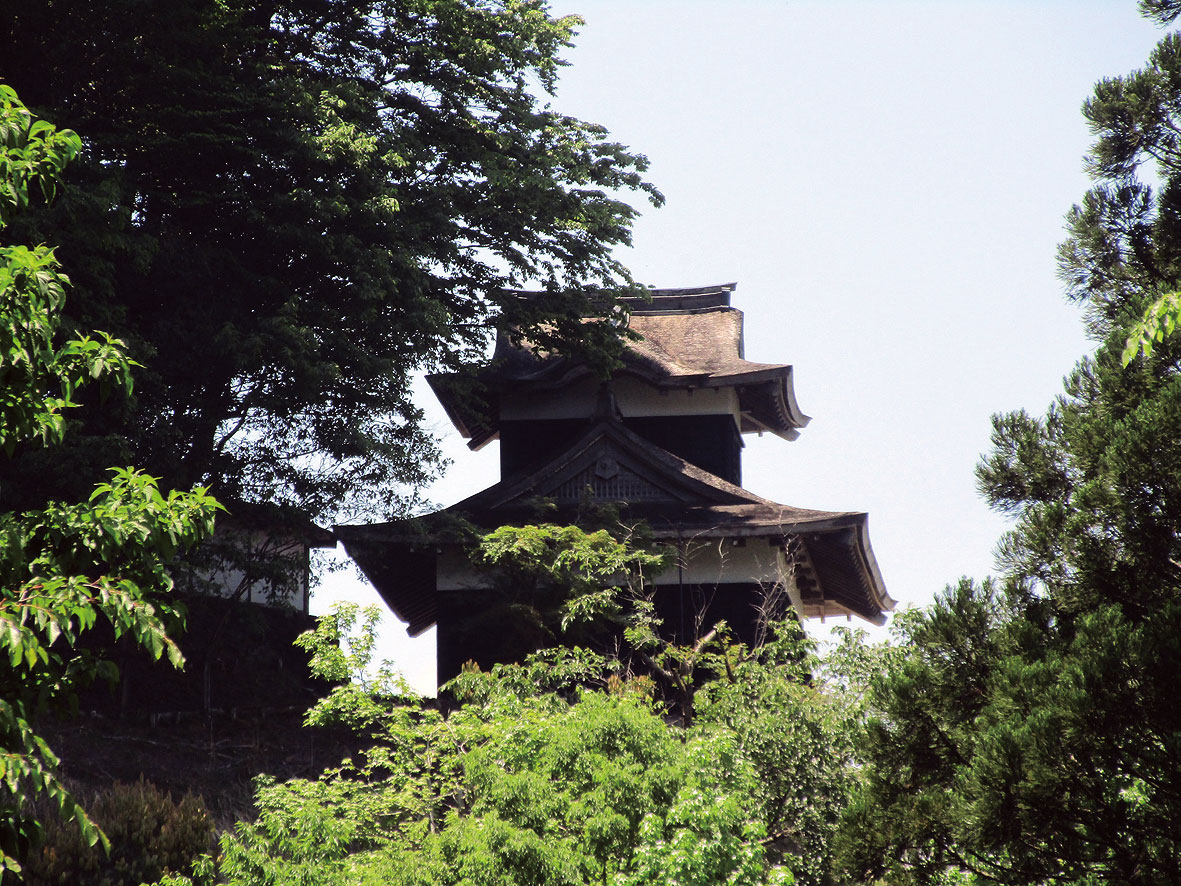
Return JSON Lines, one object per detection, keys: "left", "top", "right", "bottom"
{"left": 499, "top": 414, "right": 742, "bottom": 485}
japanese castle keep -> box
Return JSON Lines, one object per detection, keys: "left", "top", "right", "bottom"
{"left": 337, "top": 284, "right": 892, "bottom": 684}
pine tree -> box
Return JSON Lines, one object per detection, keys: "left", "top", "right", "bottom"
{"left": 840, "top": 6, "right": 1181, "bottom": 884}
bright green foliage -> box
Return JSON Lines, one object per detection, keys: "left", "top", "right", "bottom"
{"left": 614, "top": 733, "right": 791, "bottom": 886}
{"left": 1123, "top": 290, "right": 1181, "bottom": 363}
{"left": 0, "top": 84, "right": 78, "bottom": 226}
{"left": 24, "top": 778, "right": 214, "bottom": 886}
{"left": 841, "top": 8, "right": 1181, "bottom": 883}
{"left": 431, "top": 520, "right": 671, "bottom": 681}
{"left": 480, "top": 523, "right": 671, "bottom": 611}
{"left": 481, "top": 521, "right": 670, "bottom": 642}
{"left": 0, "top": 468, "right": 220, "bottom": 673}
{"left": 0, "top": 88, "right": 221, "bottom": 877}
{"left": 0, "top": 0, "right": 661, "bottom": 523}
{"left": 294, "top": 602, "right": 417, "bottom": 734}
{"left": 476, "top": 522, "right": 786, "bottom": 729}
{"left": 146, "top": 585, "right": 895, "bottom": 886}
{"left": 160, "top": 627, "right": 788, "bottom": 884}
{"left": 695, "top": 625, "right": 869, "bottom": 886}
{"left": 478, "top": 521, "right": 779, "bottom": 726}
{"left": 0, "top": 84, "right": 132, "bottom": 454}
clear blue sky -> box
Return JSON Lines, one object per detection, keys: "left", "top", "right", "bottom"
{"left": 318, "top": 2, "right": 1170, "bottom": 693}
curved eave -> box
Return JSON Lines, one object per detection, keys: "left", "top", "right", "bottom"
{"left": 796, "top": 521, "right": 894, "bottom": 625}
{"left": 334, "top": 526, "right": 439, "bottom": 637}
{"left": 429, "top": 362, "right": 811, "bottom": 446}
{"left": 736, "top": 370, "right": 811, "bottom": 440}
{"left": 859, "top": 522, "right": 896, "bottom": 619}
{"left": 336, "top": 516, "right": 892, "bottom": 636}
{"left": 425, "top": 373, "right": 478, "bottom": 440}
{"left": 214, "top": 501, "right": 337, "bottom": 548}
{"left": 618, "top": 283, "right": 738, "bottom": 312}
{"left": 635, "top": 510, "right": 891, "bottom": 625}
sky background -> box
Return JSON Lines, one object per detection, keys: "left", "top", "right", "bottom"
{"left": 317, "top": 1, "right": 1170, "bottom": 694}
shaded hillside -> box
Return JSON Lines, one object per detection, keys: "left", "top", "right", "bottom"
{"left": 40, "top": 709, "right": 361, "bottom": 830}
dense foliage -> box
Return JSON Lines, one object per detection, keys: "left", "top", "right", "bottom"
{"left": 146, "top": 580, "right": 874, "bottom": 886}
{"left": 839, "top": 6, "right": 1181, "bottom": 884}
{"left": 0, "top": 87, "right": 220, "bottom": 877}
{"left": 21, "top": 0, "right": 1181, "bottom": 881}
{"left": 0, "top": 0, "right": 661, "bottom": 523}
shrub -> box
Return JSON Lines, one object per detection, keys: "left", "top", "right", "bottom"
{"left": 24, "top": 779, "right": 214, "bottom": 886}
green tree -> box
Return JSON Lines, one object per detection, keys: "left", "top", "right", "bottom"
{"left": 0, "top": 85, "right": 220, "bottom": 877}
{"left": 148, "top": 523, "right": 877, "bottom": 886}
{"left": 693, "top": 624, "right": 871, "bottom": 886}
{"left": 154, "top": 604, "right": 797, "bottom": 886}
{"left": 839, "top": 6, "right": 1181, "bottom": 883}
{"left": 0, "top": 0, "right": 661, "bottom": 524}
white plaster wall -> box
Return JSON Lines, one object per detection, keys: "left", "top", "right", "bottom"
{"left": 647, "top": 536, "right": 788, "bottom": 586}
{"left": 612, "top": 376, "right": 740, "bottom": 420}
{"left": 434, "top": 536, "right": 792, "bottom": 592}
{"left": 193, "top": 529, "right": 310, "bottom": 611}
{"left": 498, "top": 375, "right": 740, "bottom": 422}
{"left": 498, "top": 376, "right": 600, "bottom": 420}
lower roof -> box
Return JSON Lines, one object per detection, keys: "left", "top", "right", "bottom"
{"left": 336, "top": 419, "right": 892, "bottom": 635}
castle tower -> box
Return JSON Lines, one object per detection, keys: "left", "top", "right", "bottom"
{"left": 337, "top": 284, "right": 892, "bottom": 684}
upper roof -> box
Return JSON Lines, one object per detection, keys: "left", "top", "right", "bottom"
{"left": 429, "top": 283, "right": 810, "bottom": 448}
{"left": 336, "top": 416, "right": 893, "bottom": 634}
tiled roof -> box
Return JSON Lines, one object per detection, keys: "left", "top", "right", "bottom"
{"left": 336, "top": 418, "right": 892, "bottom": 633}
{"left": 428, "top": 283, "right": 810, "bottom": 445}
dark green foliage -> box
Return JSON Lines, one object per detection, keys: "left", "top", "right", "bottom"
{"left": 840, "top": 9, "right": 1181, "bottom": 884}
{"left": 25, "top": 779, "right": 214, "bottom": 886}
{"left": 0, "top": 0, "right": 661, "bottom": 523}
{"left": 1140, "top": 1, "right": 1181, "bottom": 27}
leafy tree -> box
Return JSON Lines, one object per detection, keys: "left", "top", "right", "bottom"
{"left": 152, "top": 604, "right": 797, "bottom": 886}
{"left": 0, "top": 85, "right": 220, "bottom": 877}
{"left": 472, "top": 520, "right": 671, "bottom": 687}
{"left": 0, "top": 0, "right": 661, "bottom": 524}
{"left": 839, "top": 7, "right": 1181, "bottom": 883}
{"left": 475, "top": 521, "right": 806, "bottom": 729}
{"left": 148, "top": 522, "right": 878, "bottom": 886}
{"left": 693, "top": 624, "right": 871, "bottom": 886}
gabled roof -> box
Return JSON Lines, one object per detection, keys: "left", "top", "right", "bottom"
{"left": 428, "top": 283, "right": 810, "bottom": 448}
{"left": 336, "top": 417, "right": 893, "bottom": 634}
{"left": 452, "top": 417, "right": 844, "bottom": 525}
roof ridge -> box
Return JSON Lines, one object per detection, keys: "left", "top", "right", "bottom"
{"left": 634, "top": 283, "right": 737, "bottom": 296}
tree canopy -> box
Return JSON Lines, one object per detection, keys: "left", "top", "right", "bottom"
{"left": 0, "top": 0, "right": 661, "bottom": 523}
{"left": 145, "top": 598, "right": 871, "bottom": 886}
